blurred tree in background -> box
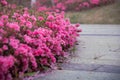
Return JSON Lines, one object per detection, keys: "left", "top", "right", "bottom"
{"left": 6, "top": 0, "right": 54, "bottom": 8}
{"left": 6, "top": 0, "right": 116, "bottom": 11}
{"left": 6, "top": 0, "right": 31, "bottom": 7}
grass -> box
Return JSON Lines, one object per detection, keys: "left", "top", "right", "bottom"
{"left": 65, "top": 2, "right": 120, "bottom": 24}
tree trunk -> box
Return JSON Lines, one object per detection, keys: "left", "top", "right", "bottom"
{"left": 31, "top": 0, "right": 36, "bottom": 7}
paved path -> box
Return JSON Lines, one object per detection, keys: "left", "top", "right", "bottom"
{"left": 34, "top": 24, "right": 120, "bottom": 80}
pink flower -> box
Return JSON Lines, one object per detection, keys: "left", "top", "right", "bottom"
{"left": 47, "top": 15, "right": 54, "bottom": 20}
{"left": 0, "top": 0, "right": 8, "bottom": 6}
{"left": 12, "top": 13, "right": 20, "bottom": 18}
{"left": 2, "top": 45, "right": 8, "bottom": 50}
{"left": 45, "top": 21, "right": 52, "bottom": 27}
{"left": 33, "top": 48, "right": 44, "bottom": 56}
{"left": 1, "top": 15, "right": 8, "bottom": 20}
{"left": 26, "top": 21, "right": 32, "bottom": 29}
{"left": 38, "top": 6, "right": 47, "bottom": 11}
{"left": 83, "top": 2, "right": 90, "bottom": 7}
{"left": 31, "top": 15, "right": 37, "bottom": 21}
{"left": 50, "top": 55, "right": 56, "bottom": 63}
{"left": 23, "top": 13, "right": 30, "bottom": 19}
{"left": 8, "top": 22, "right": 20, "bottom": 31}
{"left": 24, "top": 35, "right": 33, "bottom": 43}
{"left": 9, "top": 37, "right": 19, "bottom": 49}
{"left": 56, "top": 3, "right": 63, "bottom": 9}
{"left": 55, "top": 9, "right": 60, "bottom": 12}
{"left": 90, "top": 0, "right": 100, "bottom": 5}
{"left": 15, "top": 44, "right": 31, "bottom": 56}
{"left": 38, "top": 16, "right": 44, "bottom": 21}
{"left": 18, "top": 16, "right": 26, "bottom": 25}
{"left": 0, "top": 55, "right": 15, "bottom": 73}
{"left": 3, "top": 38, "right": 8, "bottom": 44}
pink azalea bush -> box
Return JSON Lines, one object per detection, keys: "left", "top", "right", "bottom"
{"left": 0, "top": 0, "right": 81, "bottom": 79}
{"left": 34, "top": 0, "right": 116, "bottom": 11}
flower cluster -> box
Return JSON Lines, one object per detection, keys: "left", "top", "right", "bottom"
{"left": 0, "top": 0, "right": 7, "bottom": 6}
{"left": 0, "top": 0, "right": 81, "bottom": 79}
{"left": 0, "top": 56, "right": 15, "bottom": 80}
{"left": 34, "top": 0, "right": 116, "bottom": 11}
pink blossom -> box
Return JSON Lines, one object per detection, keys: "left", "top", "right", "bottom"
{"left": 55, "top": 9, "right": 60, "bottom": 12}
{"left": 9, "top": 37, "right": 20, "bottom": 49}
{"left": 50, "top": 55, "right": 56, "bottom": 63}
{"left": 0, "top": 55, "right": 15, "bottom": 73}
{"left": 83, "top": 2, "right": 90, "bottom": 7}
{"left": 23, "top": 13, "right": 30, "bottom": 18}
{"left": 0, "top": 0, "right": 8, "bottom": 6}
{"left": 26, "top": 21, "right": 32, "bottom": 29}
{"left": 33, "top": 48, "right": 44, "bottom": 56}
{"left": 38, "top": 6, "right": 47, "bottom": 11}
{"left": 24, "top": 35, "right": 33, "bottom": 43}
{"left": 90, "top": 0, "right": 100, "bottom": 5}
{"left": 2, "top": 45, "right": 8, "bottom": 50}
{"left": 3, "top": 38, "right": 8, "bottom": 44}
{"left": 1, "top": 15, "right": 8, "bottom": 20}
{"left": 18, "top": 16, "right": 26, "bottom": 25}
{"left": 56, "top": 3, "right": 63, "bottom": 9}
{"left": 47, "top": 14, "right": 54, "bottom": 20}
{"left": 12, "top": 13, "right": 20, "bottom": 18}
{"left": 38, "top": 16, "right": 44, "bottom": 21}
{"left": 8, "top": 23, "right": 20, "bottom": 31}
{"left": 0, "top": 29, "right": 6, "bottom": 34}
{"left": 15, "top": 44, "right": 31, "bottom": 56}
{"left": 31, "top": 15, "right": 37, "bottom": 21}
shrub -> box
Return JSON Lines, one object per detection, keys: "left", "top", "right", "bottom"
{"left": 34, "top": 0, "right": 116, "bottom": 11}
{"left": 0, "top": 0, "right": 81, "bottom": 79}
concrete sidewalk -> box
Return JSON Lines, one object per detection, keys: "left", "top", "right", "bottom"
{"left": 34, "top": 24, "right": 120, "bottom": 80}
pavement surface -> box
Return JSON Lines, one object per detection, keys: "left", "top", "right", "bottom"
{"left": 34, "top": 24, "right": 120, "bottom": 80}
